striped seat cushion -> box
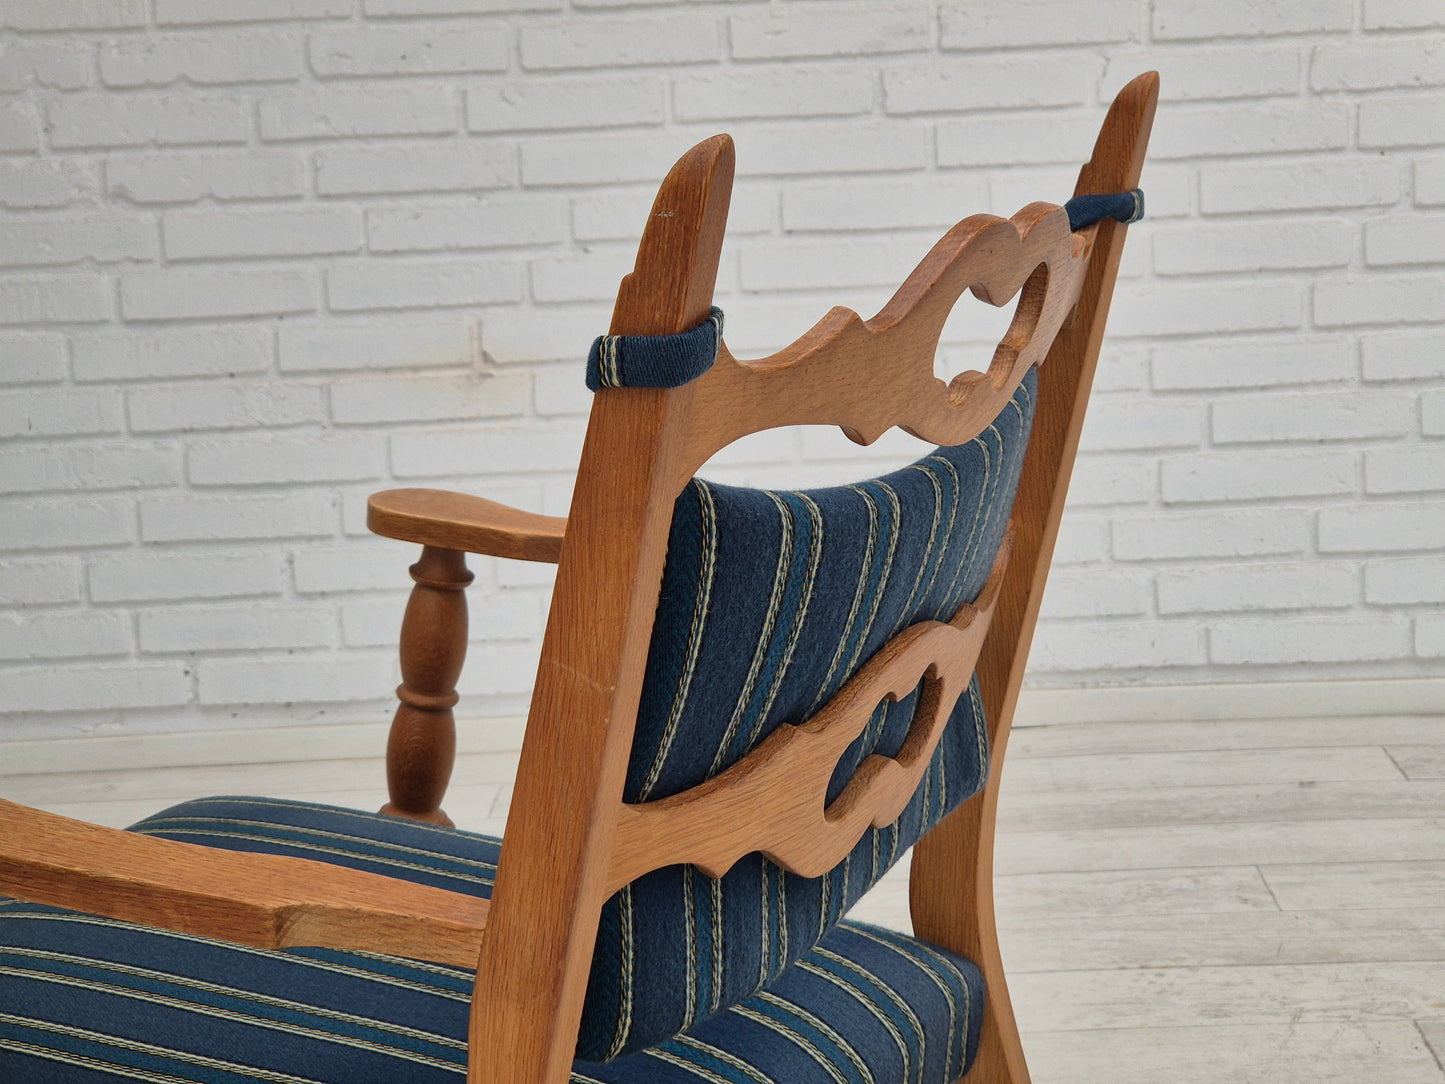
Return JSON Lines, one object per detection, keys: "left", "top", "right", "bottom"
{"left": 581, "top": 370, "right": 1037, "bottom": 1059}
{"left": 0, "top": 797, "right": 983, "bottom": 1084}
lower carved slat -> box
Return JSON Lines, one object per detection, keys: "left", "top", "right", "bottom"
{"left": 607, "top": 529, "right": 1011, "bottom": 893}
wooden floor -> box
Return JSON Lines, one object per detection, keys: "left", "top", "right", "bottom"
{"left": 6, "top": 712, "right": 1445, "bottom": 1082}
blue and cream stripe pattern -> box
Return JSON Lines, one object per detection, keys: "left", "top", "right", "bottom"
{"left": 0, "top": 798, "right": 488, "bottom": 1083}
{"left": 0, "top": 370, "right": 1034, "bottom": 1083}
{"left": 578, "top": 369, "right": 1036, "bottom": 1061}
{"left": 0, "top": 800, "right": 982, "bottom": 1083}
{"left": 577, "top": 922, "right": 984, "bottom": 1084}
{"left": 3, "top": 901, "right": 977, "bottom": 1084}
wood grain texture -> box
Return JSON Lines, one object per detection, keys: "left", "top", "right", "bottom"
{"left": 367, "top": 486, "right": 564, "bottom": 824}
{"left": 0, "top": 798, "right": 488, "bottom": 967}
{"left": 608, "top": 530, "right": 1011, "bottom": 893}
{"left": 380, "top": 544, "right": 471, "bottom": 826}
{"left": 468, "top": 134, "right": 736, "bottom": 1084}
{"left": 680, "top": 204, "right": 1093, "bottom": 491}
{"left": 910, "top": 70, "right": 1159, "bottom": 1084}
{"left": 369, "top": 488, "right": 565, "bottom": 563}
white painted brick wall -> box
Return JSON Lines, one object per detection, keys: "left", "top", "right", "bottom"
{"left": 1366, "top": 555, "right": 1445, "bottom": 604}
{"left": 119, "top": 266, "right": 317, "bottom": 320}
{"left": 2, "top": 0, "right": 1443, "bottom": 741}
{"left": 1208, "top": 614, "right": 1413, "bottom": 666}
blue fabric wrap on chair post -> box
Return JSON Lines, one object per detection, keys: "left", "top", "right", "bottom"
{"left": 574, "top": 368, "right": 1039, "bottom": 1062}
{"left": 587, "top": 307, "right": 725, "bottom": 391}
{"left": 1064, "top": 189, "right": 1145, "bottom": 232}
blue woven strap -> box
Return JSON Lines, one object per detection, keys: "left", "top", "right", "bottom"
{"left": 586, "top": 307, "right": 724, "bottom": 391}
{"left": 1064, "top": 189, "right": 1144, "bottom": 231}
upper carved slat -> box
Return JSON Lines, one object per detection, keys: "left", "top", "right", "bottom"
{"left": 679, "top": 202, "right": 1094, "bottom": 490}
{"left": 606, "top": 528, "right": 1012, "bottom": 893}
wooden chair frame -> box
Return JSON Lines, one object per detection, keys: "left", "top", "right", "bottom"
{"left": 0, "top": 73, "right": 1157, "bottom": 1084}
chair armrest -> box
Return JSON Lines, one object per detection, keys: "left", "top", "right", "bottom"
{"left": 0, "top": 798, "right": 488, "bottom": 967}
{"left": 368, "top": 488, "right": 566, "bottom": 563}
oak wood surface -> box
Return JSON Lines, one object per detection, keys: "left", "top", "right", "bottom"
{"left": 468, "top": 133, "right": 736, "bottom": 1084}
{"left": 380, "top": 544, "right": 472, "bottom": 826}
{"left": 910, "top": 70, "right": 1159, "bottom": 1084}
{"left": 680, "top": 204, "right": 1094, "bottom": 491}
{"left": 369, "top": 488, "right": 566, "bottom": 563}
{"left": 0, "top": 798, "right": 488, "bottom": 967}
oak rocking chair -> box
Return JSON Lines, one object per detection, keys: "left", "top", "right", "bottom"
{"left": 0, "top": 72, "right": 1158, "bottom": 1084}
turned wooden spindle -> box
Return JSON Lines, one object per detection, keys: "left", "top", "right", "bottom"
{"left": 379, "top": 545, "right": 472, "bottom": 827}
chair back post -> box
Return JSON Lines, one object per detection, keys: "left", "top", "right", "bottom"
{"left": 468, "top": 136, "right": 735, "bottom": 1084}
{"left": 909, "top": 71, "right": 1159, "bottom": 1084}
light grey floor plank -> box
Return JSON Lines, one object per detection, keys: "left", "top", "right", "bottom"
{"left": 997, "top": 778, "right": 1445, "bottom": 832}
{"left": 999, "top": 908, "right": 1445, "bottom": 971}
{"left": 1418, "top": 1019, "right": 1445, "bottom": 1072}
{"left": 849, "top": 857, "right": 1445, "bottom": 971}
{"left": 996, "top": 864, "right": 1279, "bottom": 918}
{"left": 1021, "top": 1022, "right": 1445, "bottom": 1084}
{"left": 1006, "top": 745, "right": 1405, "bottom": 791}
{"left": 994, "top": 817, "right": 1445, "bottom": 875}
{"left": 1009, "top": 960, "right": 1445, "bottom": 1031}
{"left": 1262, "top": 860, "right": 1445, "bottom": 912}
{"left": 1390, "top": 745, "right": 1445, "bottom": 780}
{"left": 1011, "top": 716, "right": 1445, "bottom": 758}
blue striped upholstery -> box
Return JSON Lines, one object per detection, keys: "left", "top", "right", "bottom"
{"left": 0, "top": 797, "right": 983, "bottom": 1083}
{"left": 0, "top": 371, "right": 1034, "bottom": 1082}
{"left": 578, "top": 921, "right": 983, "bottom": 1084}
{"left": 580, "top": 370, "right": 1036, "bottom": 1059}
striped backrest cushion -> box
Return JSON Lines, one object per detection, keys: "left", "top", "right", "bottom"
{"left": 574, "top": 369, "right": 1038, "bottom": 1062}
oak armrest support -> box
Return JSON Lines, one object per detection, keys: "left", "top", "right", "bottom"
{"left": 368, "top": 488, "right": 565, "bottom": 563}
{"left": 0, "top": 798, "right": 488, "bottom": 968}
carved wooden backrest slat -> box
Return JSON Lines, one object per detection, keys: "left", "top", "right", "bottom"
{"left": 678, "top": 203, "right": 1095, "bottom": 490}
